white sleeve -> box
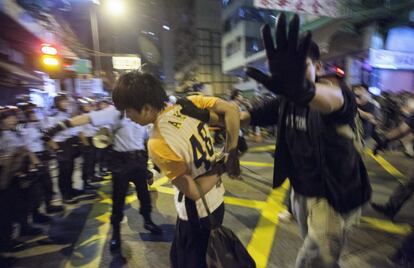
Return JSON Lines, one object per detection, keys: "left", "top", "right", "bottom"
{"left": 89, "top": 106, "right": 120, "bottom": 127}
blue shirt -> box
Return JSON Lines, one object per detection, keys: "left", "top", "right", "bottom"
{"left": 80, "top": 123, "right": 98, "bottom": 138}
{"left": 48, "top": 111, "right": 79, "bottom": 142}
{"left": 89, "top": 105, "right": 148, "bottom": 152}
{"left": 22, "top": 122, "right": 45, "bottom": 153}
{"left": 0, "top": 129, "right": 27, "bottom": 155}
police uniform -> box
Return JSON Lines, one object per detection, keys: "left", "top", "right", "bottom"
{"left": 0, "top": 124, "right": 42, "bottom": 244}
{"left": 88, "top": 105, "right": 153, "bottom": 227}
{"left": 79, "top": 122, "right": 98, "bottom": 186}
{"left": 48, "top": 110, "right": 80, "bottom": 200}
{"left": 148, "top": 95, "right": 225, "bottom": 267}
{"left": 23, "top": 120, "right": 56, "bottom": 212}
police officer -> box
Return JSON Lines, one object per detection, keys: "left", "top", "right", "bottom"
{"left": 44, "top": 101, "right": 162, "bottom": 253}
{"left": 47, "top": 95, "right": 83, "bottom": 204}
{"left": 78, "top": 98, "right": 99, "bottom": 190}
{"left": 23, "top": 107, "right": 64, "bottom": 216}
{"left": 0, "top": 106, "right": 43, "bottom": 247}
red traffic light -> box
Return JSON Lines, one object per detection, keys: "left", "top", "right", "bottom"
{"left": 41, "top": 43, "right": 58, "bottom": 55}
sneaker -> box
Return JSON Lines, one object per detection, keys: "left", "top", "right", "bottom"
{"left": 20, "top": 225, "right": 43, "bottom": 236}
{"left": 46, "top": 205, "right": 64, "bottom": 214}
{"left": 143, "top": 219, "right": 162, "bottom": 235}
{"left": 278, "top": 210, "right": 294, "bottom": 223}
{"left": 371, "top": 203, "right": 396, "bottom": 221}
{"left": 33, "top": 213, "right": 51, "bottom": 224}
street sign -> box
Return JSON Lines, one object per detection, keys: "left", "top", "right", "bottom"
{"left": 112, "top": 56, "right": 141, "bottom": 70}
{"left": 253, "top": 0, "right": 343, "bottom": 18}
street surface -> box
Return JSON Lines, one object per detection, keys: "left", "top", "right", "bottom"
{"left": 4, "top": 141, "right": 413, "bottom": 268}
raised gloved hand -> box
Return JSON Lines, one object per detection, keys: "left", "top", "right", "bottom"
{"left": 42, "top": 119, "right": 72, "bottom": 142}
{"left": 226, "top": 148, "right": 241, "bottom": 179}
{"left": 245, "top": 13, "right": 315, "bottom": 106}
{"left": 373, "top": 136, "right": 389, "bottom": 155}
{"left": 176, "top": 97, "right": 210, "bottom": 123}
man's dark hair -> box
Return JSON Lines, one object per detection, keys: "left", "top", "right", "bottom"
{"left": 308, "top": 41, "right": 320, "bottom": 63}
{"left": 230, "top": 89, "right": 241, "bottom": 100}
{"left": 112, "top": 71, "right": 167, "bottom": 112}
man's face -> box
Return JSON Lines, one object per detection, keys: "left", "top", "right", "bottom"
{"left": 2, "top": 115, "right": 17, "bottom": 129}
{"left": 125, "top": 105, "right": 156, "bottom": 126}
{"left": 58, "top": 99, "right": 69, "bottom": 111}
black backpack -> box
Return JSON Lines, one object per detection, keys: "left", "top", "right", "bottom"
{"left": 195, "top": 184, "right": 256, "bottom": 268}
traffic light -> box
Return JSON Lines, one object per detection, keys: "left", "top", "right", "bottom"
{"left": 39, "top": 43, "right": 62, "bottom": 77}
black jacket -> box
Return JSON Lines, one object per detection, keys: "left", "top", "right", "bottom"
{"left": 249, "top": 86, "right": 371, "bottom": 213}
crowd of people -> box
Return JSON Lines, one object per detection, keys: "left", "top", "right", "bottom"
{"left": 1, "top": 12, "right": 414, "bottom": 268}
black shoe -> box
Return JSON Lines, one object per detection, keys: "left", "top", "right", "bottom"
{"left": 20, "top": 225, "right": 43, "bottom": 236}
{"left": 371, "top": 203, "right": 396, "bottom": 220}
{"left": 62, "top": 195, "right": 78, "bottom": 204}
{"left": 84, "top": 183, "right": 99, "bottom": 190}
{"left": 143, "top": 219, "right": 162, "bottom": 235}
{"left": 46, "top": 205, "right": 64, "bottom": 214}
{"left": 33, "top": 212, "right": 51, "bottom": 224}
{"left": 0, "top": 256, "right": 17, "bottom": 266}
{"left": 110, "top": 225, "right": 121, "bottom": 252}
{"left": 90, "top": 176, "right": 103, "bottom": 183}
{"left": 70, "top": 189, "right": 85, "bottom": 196}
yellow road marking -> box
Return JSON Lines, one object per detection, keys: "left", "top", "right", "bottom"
{"left": 247, "top": 180, "right": 289, "bottom": 268}
{"left": 248, "top": 145, "right": 275, "bottom": 153}
{"left": 365, "top": 149, "right": 406, "bottom": 183}
{"left": 241, "top": 161, "right": 273, "bottom": 167}
{"left": 361, "top": 216, "right": 412, "bottom": 236}
{"left": 224, "top": 196, "right": 266, "bottom": 210}
{"left": 65, "top": 200, "right": 111, "bottom": 268}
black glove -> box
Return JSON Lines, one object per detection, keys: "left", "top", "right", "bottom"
{"left": 246, "top": 13, "right": 314, "bottom": 106}
{"left": 42, "top": 119, "right": 72, "bottom": 142}
{"left": 373, "top": 136, "right": 389, "bottom": 155}
{"left": 226, "top": 148, "right": 241, "bottom": 178}
{"left": 176, "top": 97, "right": 210, "bottom": 123}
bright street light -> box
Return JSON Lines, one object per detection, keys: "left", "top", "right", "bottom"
{"left": 106, "top": 0, "right": 125, "bottom": 16}
{"left": 162, "top": 25, "right": 170, "bottom": 31}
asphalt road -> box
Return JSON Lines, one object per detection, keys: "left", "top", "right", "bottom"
{"left": 3, "top": 142, "right": 413, "bottom": 268}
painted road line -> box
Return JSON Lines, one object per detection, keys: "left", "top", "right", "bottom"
{"left": 247, "top": 180, "right": 289, "bottom": 268}
{"left": 65, "top": 188, "right": 112, "bottom": 268}
{"left": 365, "top": 149, "right": 406, "bottom": 183}
{"left": 248, "top": 145, "right": 276, "bottom": 153}
{"left": 241, "top": 161, "right": 274, "bottom": 167}
{"left": 361, "top": 216, "right": 412, "bottom": 236}
{"left": 224, "top": 196, "right": 266, "bottom": 210}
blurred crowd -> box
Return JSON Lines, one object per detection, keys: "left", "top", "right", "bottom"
{"left": 0, "top": 94, "right": 112, "bottom": 252}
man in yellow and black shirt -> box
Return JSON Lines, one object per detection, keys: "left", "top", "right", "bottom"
{"left": 112, "top": 71, "right": 241, "bottom": 268}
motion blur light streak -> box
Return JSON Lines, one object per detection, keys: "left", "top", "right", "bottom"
{"left": 106, "top": 0, "right": 125, "bottom": 16}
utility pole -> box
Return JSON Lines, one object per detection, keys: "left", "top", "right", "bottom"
{"left": 90, "top": 4, "right": 101, "bottom": 77}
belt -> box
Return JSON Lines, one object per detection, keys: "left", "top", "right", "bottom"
{"left": 112, "top": 150, "right": 146, "bottom": 159}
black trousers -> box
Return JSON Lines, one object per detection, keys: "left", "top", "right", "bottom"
{"left": 81, "top": 140, "right": 96, "bottom": 183}
{"left": 35, "top": 152, "right": 54, "bottom": 206}
{"left": 386, "top": 175, "right": 414, "bottom": 214}
{"left": 398, "top": 230, "right": 414, "bottom": 260}
{"left": 170, "top": 198, "right": 225, "bottom": 268}
{"left": 56, "top": 139, "right": 77, "bottom": 197}
{"left": 110, "top": 150, "right": 152, "bottom": 225}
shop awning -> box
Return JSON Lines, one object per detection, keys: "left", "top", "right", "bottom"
{"left": 0, "top": 61, "right": 43, "bottom": 85}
